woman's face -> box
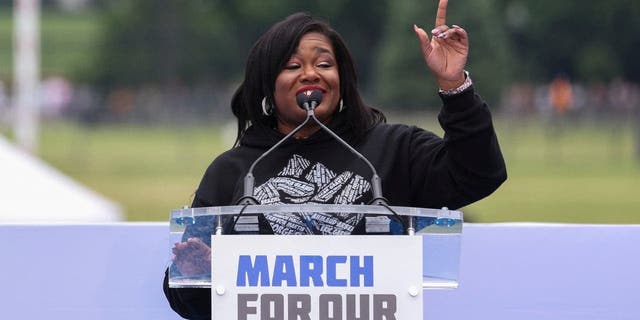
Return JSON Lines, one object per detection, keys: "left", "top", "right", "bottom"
{"left": 273, "top": 32, "right": 341, "bottom": 137}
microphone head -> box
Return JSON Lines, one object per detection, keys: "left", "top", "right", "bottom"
{"left": 296, "top": 89, "right": 323, "bottom": 110}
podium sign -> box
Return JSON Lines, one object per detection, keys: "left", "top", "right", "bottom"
{"left": 211, "top": 235, "right": 423, "bottom": 320}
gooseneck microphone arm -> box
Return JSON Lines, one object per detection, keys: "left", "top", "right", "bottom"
{"left": 298, "top": 90, "right": 388, "bottom": 205}
{"left": 237, "top": 109, "right": 314, "bottom": 205}
{"left": 301, "top": 92, "right": 405, "bottom": 231}
{"left": 307, "top": 111, "right": 387, "bottom": 205}
{"left": 239, "top": 89, "right": 388, "bottom": 207}
{"left": 236, "top": 89, "right": 404, "bottom": 233}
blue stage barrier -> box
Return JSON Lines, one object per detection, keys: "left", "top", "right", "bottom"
{"left": 1, "top": 223, "right": 638, "bottom": 319}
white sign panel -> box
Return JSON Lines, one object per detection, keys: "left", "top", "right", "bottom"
{"left": 211, "top": 235, "right": 423, "bottom": 320}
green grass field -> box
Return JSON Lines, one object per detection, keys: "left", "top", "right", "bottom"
{"left": 34, "top": 121, "right": 233, "bottom": 221}
{"left": 467, "top": 116, "right": 640, "bottom": 223}
{"left": 18, "top": 116, "right": 639, "bottom": 223}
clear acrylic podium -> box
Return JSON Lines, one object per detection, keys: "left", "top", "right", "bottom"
{"left": 168, "top": 204, "right": 463, "bottom": 291}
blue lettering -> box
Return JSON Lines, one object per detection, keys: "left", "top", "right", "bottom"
{"left": 350, "top": 255, "right": 373, "bottom": 287}
{"left": 326, "top": 255, "right": 348, "bottom": 287}
{"left": 236, "top": 254, "right": 374, "bottom": 288}
{"left": 300, "top": 255, "right": 324, "bottom": 287}
{"left": 236, "top": 255, "right": 270, "bottom": 286}
{"left": 272, "top": 256, "right": 297, "bottom": 286}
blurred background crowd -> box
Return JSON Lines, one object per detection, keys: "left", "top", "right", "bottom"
{"left": 0, "top": 0, "right": 638, "bottom": 222}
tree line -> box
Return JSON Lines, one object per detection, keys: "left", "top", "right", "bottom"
{"left": 8, "top": 0, "right": 640, "bottom": 111}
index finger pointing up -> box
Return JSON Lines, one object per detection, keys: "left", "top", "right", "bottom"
{"left": 435, "top": 0, "right": 449, "bottom": 27}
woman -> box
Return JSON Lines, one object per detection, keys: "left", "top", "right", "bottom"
{"left": 164, "top": 2, "right": 507, "bottom": 318}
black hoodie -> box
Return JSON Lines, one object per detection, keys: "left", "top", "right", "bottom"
{"left": 163, "top": 87, "right": 507, "bottom": 319}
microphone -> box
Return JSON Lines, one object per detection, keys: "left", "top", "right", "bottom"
{"left": 296, "top": 89, "right": 323, "bottom": 111}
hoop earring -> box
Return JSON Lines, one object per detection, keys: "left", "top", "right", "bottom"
{"left": 261, "top": 97, "right": 273, "bottom": 116}
{"left": 338, "top": 99, "right": 345, "bottom": 113}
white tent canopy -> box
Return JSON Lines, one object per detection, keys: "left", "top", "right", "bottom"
{"left": 0, "top": 135, "right": 122, "bottom": 222}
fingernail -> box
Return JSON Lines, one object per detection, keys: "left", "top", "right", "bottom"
{"left": 431, "top": 28, "right": 439, "bottom": 34}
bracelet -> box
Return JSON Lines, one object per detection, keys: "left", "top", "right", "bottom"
{"left": 438, "top": 70, "right": 472, "bottom": 96}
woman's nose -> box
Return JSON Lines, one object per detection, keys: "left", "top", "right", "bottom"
{"left": 300, "top": 66, "right": 320, "bottom": 82}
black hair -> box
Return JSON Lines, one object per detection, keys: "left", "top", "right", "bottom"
{"left": 230, "top": 12, "right": 386, "bottom": 146}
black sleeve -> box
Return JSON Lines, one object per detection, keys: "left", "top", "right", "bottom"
{"left": 163, "top": 269, "right": 211, "bottom": 320}
{"left": 162, "top": 194, "right": 213, "bottom": 320}
{"left": 409, "top": 86, "right": 507, "bottom": 209}
{"left": 162, "top": 152, "right": 246, "bottom": 319}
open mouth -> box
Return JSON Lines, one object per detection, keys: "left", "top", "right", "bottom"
{"left": 296, "top": 86, "right": 326, "bottom": 95}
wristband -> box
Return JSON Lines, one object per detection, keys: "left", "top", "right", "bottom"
{"left": 438, "top": 70, "right": 472, "bottom": 96}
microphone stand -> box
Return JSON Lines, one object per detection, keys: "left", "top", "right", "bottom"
{"left": 233, "top": 91, "right": 409, "bottom": 234}
{"left": 306, "top": 111, "right": 387, "bottom": 205}
{"left": 304, "top": 105, "right": 411, "bottom": 234}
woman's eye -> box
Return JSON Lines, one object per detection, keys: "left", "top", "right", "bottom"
{"left": 284, "top": 64, "right": 300, "bottom": 70}
{"left": 317, "top": 62, "right": 333, "bottom": 68}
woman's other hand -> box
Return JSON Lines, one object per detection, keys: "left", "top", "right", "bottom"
{"left": 172, "top": 237, "right": 212, "bottom": 276}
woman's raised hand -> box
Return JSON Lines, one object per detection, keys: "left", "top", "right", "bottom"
{"left": 414, "top": 0, "right": 469, "bottom": 90}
